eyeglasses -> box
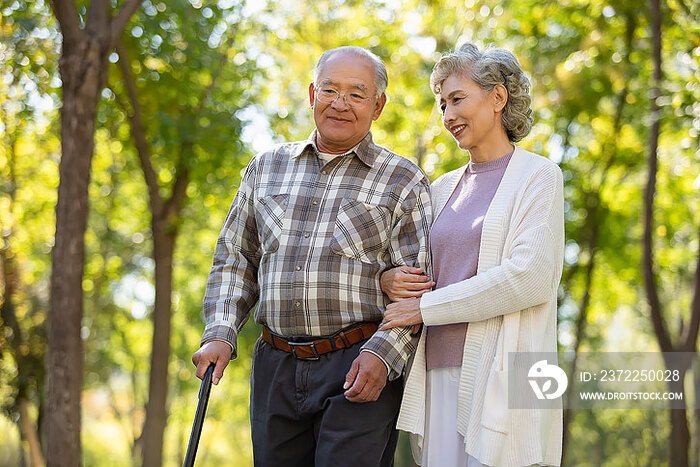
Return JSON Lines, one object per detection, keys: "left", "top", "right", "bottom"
{"left": 315, "top": 88, "right": 374, "bottom": 107}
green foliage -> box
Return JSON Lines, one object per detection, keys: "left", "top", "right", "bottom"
{"left": 1, "top": 0, "right": 698, "bottom": 465}
{"left": 82, "top": 0, "right": 264, "bottom": 463}
{"left": 0, "top": 0, "right": 58, "bottom": 451}
{"left": 565, "top": 409, "right": 670, "bottom": 466}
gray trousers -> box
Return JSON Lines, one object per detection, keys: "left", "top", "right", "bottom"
{"left": 250, "top": 336, "right": 403, "bottom": 467}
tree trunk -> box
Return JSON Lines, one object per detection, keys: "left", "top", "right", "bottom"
{"left": 668, "top": 377, "right": 690, "bottom": 467}
{"left": 116, "top": 38, "right": 226, "bottom": 464}
{"left": 47, "top": 33, "right": 107, "bottom": 465}
{"left": 19, "top": 399, "right": 45, "bottom": 467}
{"left": 1, "top": 210, "right": 44, "bottom": 467}
{"left": 694, "top": 366, "right": 700, "bottom": 467}
{"left": 46, "top": 2, "right": 142, "bottom": 463}
{"left": 116, "top": 42, "right": 178, "bottom": 465}
{"left": 670, "top": 410, "right": 690, "bottom": 467}
{"left": 645, "top": 0, "right": 692, "bottom": 465}
{"left": 140, "top": 223, "right": 176, "bottom": 467}
{"left": 562, "top": 12, "right": 634, "bottom": 447}
{"left": 2, "top": 251, "right": 44, "bottom": 467}
{"left": 561, "top": 210, "right": 599, "bottom": 455}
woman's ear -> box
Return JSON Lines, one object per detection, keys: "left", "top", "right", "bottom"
{"left": 491, "top": 83, "right": 508, "bottom": 113}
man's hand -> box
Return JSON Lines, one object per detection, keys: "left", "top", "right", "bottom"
{"left": 380, "top": 266, "right": 434, "bottom": 302}
{"left": 192, "top": 340, "right": 232, "bottom": 385}
{"left": 343, "top": 351, "right": 388, "bottom": 403}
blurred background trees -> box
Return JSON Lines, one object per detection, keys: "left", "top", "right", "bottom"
{"left": 0, "top": 0, "right": 698, "bottom": 466}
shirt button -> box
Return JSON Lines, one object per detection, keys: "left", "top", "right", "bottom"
{"left": 295, "top": 301, "right": 301, "bottom": 307}
{"left": 296, "top": 266, "right": 301, "bottom": 271}
{"left": 304, "top": 233, "right": 310, "bottom": 238}
{"left": 321, "top": 170, "right": 327, "bottom": 175}
{"left": 312, "top": 200, "right": 318, "bottom": 206}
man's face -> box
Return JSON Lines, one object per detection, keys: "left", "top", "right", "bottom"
{"left": 309, "top": 52, "right": 386, "bottom": 154}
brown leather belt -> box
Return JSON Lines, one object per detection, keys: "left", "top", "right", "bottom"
{"left": 261, "top": 322, "right": 379, "bottom": 361}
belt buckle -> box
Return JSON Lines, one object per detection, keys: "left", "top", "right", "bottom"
{"left": 288, "top": 341, "right": 320, "bottom": 361}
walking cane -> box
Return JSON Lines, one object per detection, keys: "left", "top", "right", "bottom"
{"left": 183, "top": 363, "right": 215, "bottom": 467}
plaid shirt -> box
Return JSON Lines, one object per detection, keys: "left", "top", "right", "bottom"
{"left": 201, "top": 131, "right": 431, "bottom": 379}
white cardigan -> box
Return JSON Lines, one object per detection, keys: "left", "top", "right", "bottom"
{"left": 397, "top": 147, "right": 564, "bottom": 467}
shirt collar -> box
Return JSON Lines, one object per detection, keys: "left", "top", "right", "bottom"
{"left": 292, "top": 130, "right": 377, "bottom": 168}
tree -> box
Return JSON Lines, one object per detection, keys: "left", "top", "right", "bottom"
{"left": 0, "top": 116, "right": 46, "bottom": 467}
{"left": 46, "top": 0, "right": 141, "bottom": 463}
{"left": 642, "top": 0, "right": 700, "bottom": 465}
{"left": 559, "top": 9, "right": 638, "bottom": 454}
{"left": 1, "top": 2, "right": 60, "bottom": 464}
{"left": 110, "top": 3, "right": 258, "bottom": 463}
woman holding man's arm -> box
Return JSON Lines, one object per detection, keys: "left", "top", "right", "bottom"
{"left": 380, "top": 42, "right": 564, "bottom": 467}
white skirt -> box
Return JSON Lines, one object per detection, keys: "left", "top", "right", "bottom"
{"left": 422, "top": 367, "right": 486, "bottom": 467}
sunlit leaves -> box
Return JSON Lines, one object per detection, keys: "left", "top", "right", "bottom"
{"left": 1, "top": 0, "right": 698, "bottom": 464}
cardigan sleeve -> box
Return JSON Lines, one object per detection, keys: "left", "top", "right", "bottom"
{"left": 420, "top": 163, "right": 564, "bottom": 326}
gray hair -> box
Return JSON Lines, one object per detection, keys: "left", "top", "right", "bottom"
{"left": 430, "top": 42, "right": 533, "bottom": 142}
{"left": 313, "top": 46, "right": 388, "bottom": 97}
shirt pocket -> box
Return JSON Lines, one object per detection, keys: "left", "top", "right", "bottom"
{"left": 257, "top": 193, "right": 289, "bottom": 253}
{"left": 331, "top": 199, "right": 391, "bottom": 264}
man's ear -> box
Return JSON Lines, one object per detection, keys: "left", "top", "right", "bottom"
{"left": 372, "top": 93, "right": 387, "bottom": 121}
{"left": 491, "top": 83, "right": 508, "bottom": 113}
{"left": 309, "top": 82, "right": 316, "bottom": 108}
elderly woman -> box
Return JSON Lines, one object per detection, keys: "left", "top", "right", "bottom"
{"left": 379, "top": 43, "right": 564, "bottom": 467}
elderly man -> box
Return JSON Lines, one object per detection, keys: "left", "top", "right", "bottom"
{"left": 192, "top": 46, "right": 431, "bottom": 466}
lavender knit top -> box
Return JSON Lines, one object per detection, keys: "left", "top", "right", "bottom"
{"left": 425, "top": 151, "right": 513, "bottom": 370}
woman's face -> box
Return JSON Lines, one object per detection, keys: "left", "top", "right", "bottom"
{"left": 438, "top": 73, "right": 503, "bottom": 152}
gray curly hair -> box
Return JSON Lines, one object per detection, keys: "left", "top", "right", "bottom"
{"left": 430, "top": 42, "right": 533, "bottom": 142}
{"left": 314, "top": 46, "right": 388, "bottom": 97}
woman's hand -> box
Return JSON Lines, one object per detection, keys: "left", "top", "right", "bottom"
{"left": 380, "top": 266, "right": 434, "bottom": 302}
{"left": 380, "top": 297, "right": 423, "bottom": 331}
